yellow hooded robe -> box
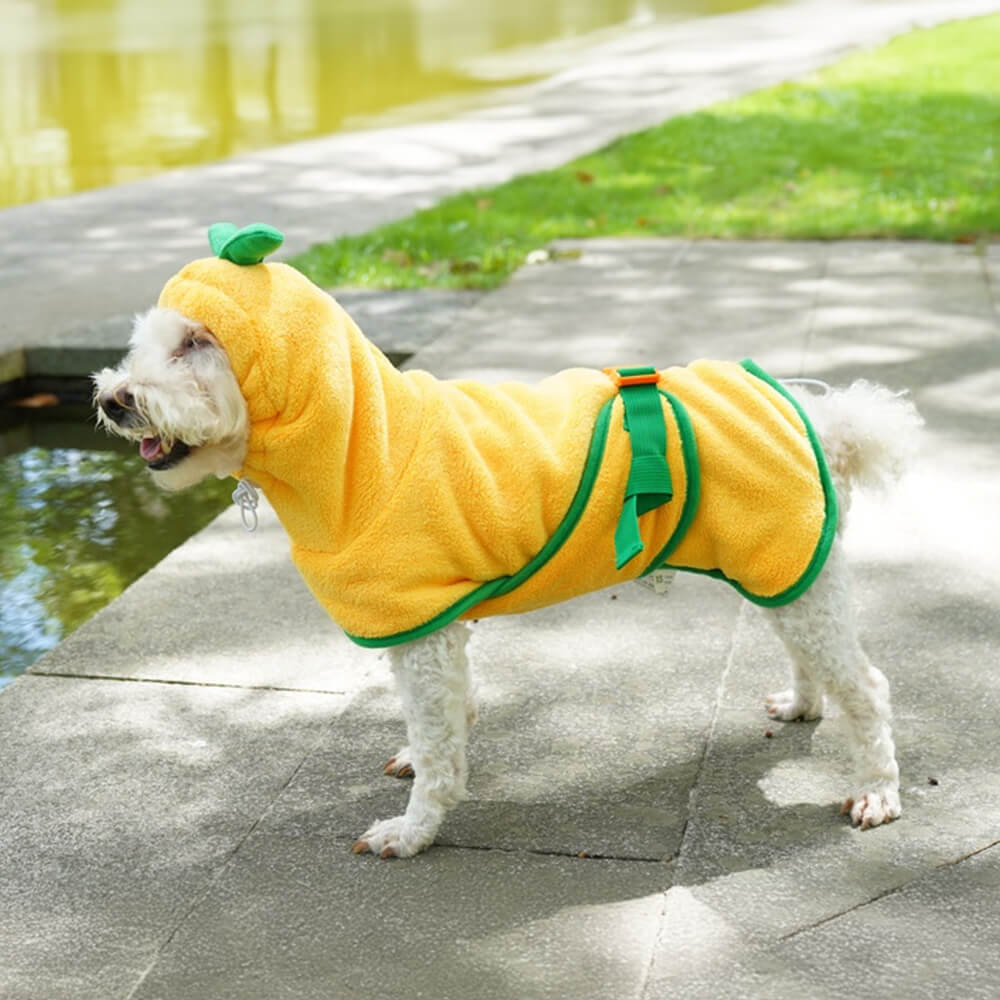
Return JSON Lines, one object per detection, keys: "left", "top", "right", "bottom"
{"left": 159, "top": 252, "right": 836, "bottom": 647}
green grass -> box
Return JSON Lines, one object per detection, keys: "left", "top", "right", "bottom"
{"left": 290, "top": 14, "right": 1000, "bottom": 291}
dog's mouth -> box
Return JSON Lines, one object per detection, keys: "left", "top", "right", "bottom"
{"left": 140, "top": 435, "right": 192, "bottom": 470}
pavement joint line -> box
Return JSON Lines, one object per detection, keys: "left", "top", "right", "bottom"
{"left": 633, "top": 602, "right": 750, "bottom": 989}
{"left": 637, "top": 855, "right": 673, "bottom": 1000}
{"left": 27, "top": 669, "right": 351, "bottom": 698}
{"left": 346, "top": 837, "right": 679, "bottom": 866}
{"left": 933, "top": 836, "right": 1000, "bottom": 871}
{"left": 777, "top": 879, "right": 913, "bottom": 943}
{"left": 797, "top": 242, "right": 831, "bottom": 378}
{"left": 673, "top": 601, "right": 752, "bottom": 866}
{"left": 979, "top": 247, "right": 1000, "bottom": 320}
{"left": 778, "top": 837, "right": 1000, "bottom": 943}
{"left": 124, "top": 724, "right": 334, "bottom": 1000}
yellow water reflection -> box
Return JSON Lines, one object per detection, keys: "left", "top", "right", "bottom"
{"left": 0, "top": 0, "right": 763, "bottom": 209}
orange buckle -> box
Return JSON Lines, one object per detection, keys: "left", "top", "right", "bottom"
{"left": 603, "top": 367, "right": 660, "bottom": 388}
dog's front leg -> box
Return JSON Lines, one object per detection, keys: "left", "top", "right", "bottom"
{"left": 353, "top": 622, "right": 472, "bottom": 858}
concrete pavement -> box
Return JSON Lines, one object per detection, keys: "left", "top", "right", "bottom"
{"left": 2, "top": 238, "right": 998, "bottom": 998}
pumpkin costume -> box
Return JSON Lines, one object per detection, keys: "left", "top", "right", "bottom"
{"left": 158, "top": 225, "right": 836, "bottom": 646}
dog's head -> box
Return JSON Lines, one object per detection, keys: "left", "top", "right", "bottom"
{"left": 93, "top": 307, "right": 249, "bottom": 491}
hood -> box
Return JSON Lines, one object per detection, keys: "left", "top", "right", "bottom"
{"left": 157, "top": 255, "right": 424, "bottom": 551}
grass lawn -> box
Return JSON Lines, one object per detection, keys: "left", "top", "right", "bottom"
{"left": 290, "top": 14, "right": 1000, "bottom": 291}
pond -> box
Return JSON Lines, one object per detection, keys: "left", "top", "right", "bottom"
{"left": 1, "top": 0, "right": 767, "bottom": 208}
{"left": 0, "top": 404, "right": 232, "bottom": 687}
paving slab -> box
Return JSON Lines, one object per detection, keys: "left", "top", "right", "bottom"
{"left": 659, "top": 842, "right": 1000, "bottom": 1000}
{"left": 30, "top": 501, "right": 384, "bottom": 694}
{"left": 775, "top": 844, "right": 1000, "bottom": 997}
{"left": 410, "top": 239, "right": 828, "bottom": 380}
{"left": 261, "top": 577, "right": 740, "bottom": 862}
{"left": 127, "top": 834, "right": 673, "bottom": 1000}
{"left": 641, "top": 711, "right": 1000, "bottom": 997}
{"left": 332, "top": 288, "right": 484, "bottom": 360}
{"left": 805, "top": 241, "right": 998, "bottom": 391}
{"left": 0, "top": 674, "right": 345, "bottom": 1000}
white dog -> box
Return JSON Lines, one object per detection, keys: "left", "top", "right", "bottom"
{"left": 95, "top": 304, "right": 921, "bottom": 859}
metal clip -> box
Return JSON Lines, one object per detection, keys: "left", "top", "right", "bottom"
{"left": 232, "top": 478, "right": 260, "bottom": 533}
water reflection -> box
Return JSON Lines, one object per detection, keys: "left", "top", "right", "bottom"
{"left": 0, "top": 0, "right": 764, "bottom": 208}
{"left": 0, "top": 429, "right": 231, "bottom": 685}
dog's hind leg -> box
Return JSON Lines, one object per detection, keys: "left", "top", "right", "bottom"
{"left": 354, "top": 622, "right": 472, "bottom": 858}
{"left": 761, "top": 540, "right": 900, "bottom": 828}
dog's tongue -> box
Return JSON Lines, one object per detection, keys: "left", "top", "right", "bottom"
{"left": 140, "top": 436, "right": 163, "bottom": 461}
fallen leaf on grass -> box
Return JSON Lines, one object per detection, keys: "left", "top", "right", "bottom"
{"left": 382, "top": 249, "right": 412, "bottom": 267}
{"left": 417, "top": 261, "right": 449, "bottom": 279}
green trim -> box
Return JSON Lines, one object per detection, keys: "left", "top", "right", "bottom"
{"left": 664, "top": 360, "right": 838, "bottom": 607}
{"left": 640, "top": 391, "right": 701, "bottom": 576}
{"left": 347, "top": 397, "right": 615, "bottom": 647}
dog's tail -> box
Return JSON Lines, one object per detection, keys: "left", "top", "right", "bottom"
{"left": 794, "top": 379, "right": 923, "bottom": 510}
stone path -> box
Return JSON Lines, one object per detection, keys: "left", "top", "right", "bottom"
{"left": 2, "top": 238, "right": 998, "bottom": 999}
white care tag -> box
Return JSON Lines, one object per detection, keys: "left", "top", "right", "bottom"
{"left": 636, "top": 568, "right": 676, "bottom": 596}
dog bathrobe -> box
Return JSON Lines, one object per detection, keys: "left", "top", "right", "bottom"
{"left": 159, "top": 225, "right": 836, "bottom": 646}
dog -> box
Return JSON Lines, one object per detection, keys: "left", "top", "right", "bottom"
{"left": 94, "top": 251, "right": 922, "bottom": 859}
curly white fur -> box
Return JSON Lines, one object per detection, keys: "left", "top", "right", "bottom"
{"left": 354, "top": 625, "right": 475, "bottom": 858}
{"left": 96, "top": 306, "right": 921, "bottom": 857}
{"left": 93, "top": 309, "right": 249, "bottom": 491}
{"left": 799, "top": 381, "right": 923, "bottom": 517}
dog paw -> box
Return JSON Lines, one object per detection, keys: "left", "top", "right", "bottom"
{"left": 765, "top": 689, "right": 823, "bottom": 722}
{"left": 352, "top": 816, "right": 432, "bottom": 859}
{"left": 383, "top": 746, "right": 415, "bottom": 779}
{"left": 841, "top": 785, "right": 901, "bottom": 829}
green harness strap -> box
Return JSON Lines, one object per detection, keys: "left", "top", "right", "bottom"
{"left": 612, "top": 366, "right": 674, "bottom": 569}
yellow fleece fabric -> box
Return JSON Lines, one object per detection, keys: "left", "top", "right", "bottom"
{"left": 159, "top": 258, "right": 834, "bottom": 645}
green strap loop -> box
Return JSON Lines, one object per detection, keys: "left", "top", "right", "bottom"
{"left": 613, "top": 366, "right": 673, "bottom": 569}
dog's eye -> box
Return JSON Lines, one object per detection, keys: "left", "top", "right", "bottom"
{"left": 172, "top": 334, "right": 204, "bottom": 359}
{"left": 181, "top": 333, "right": 210, "bottom": 352}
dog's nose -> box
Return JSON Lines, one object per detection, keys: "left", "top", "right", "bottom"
{"left": 98, "top": 390, "right": 135, "bottom": 424}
